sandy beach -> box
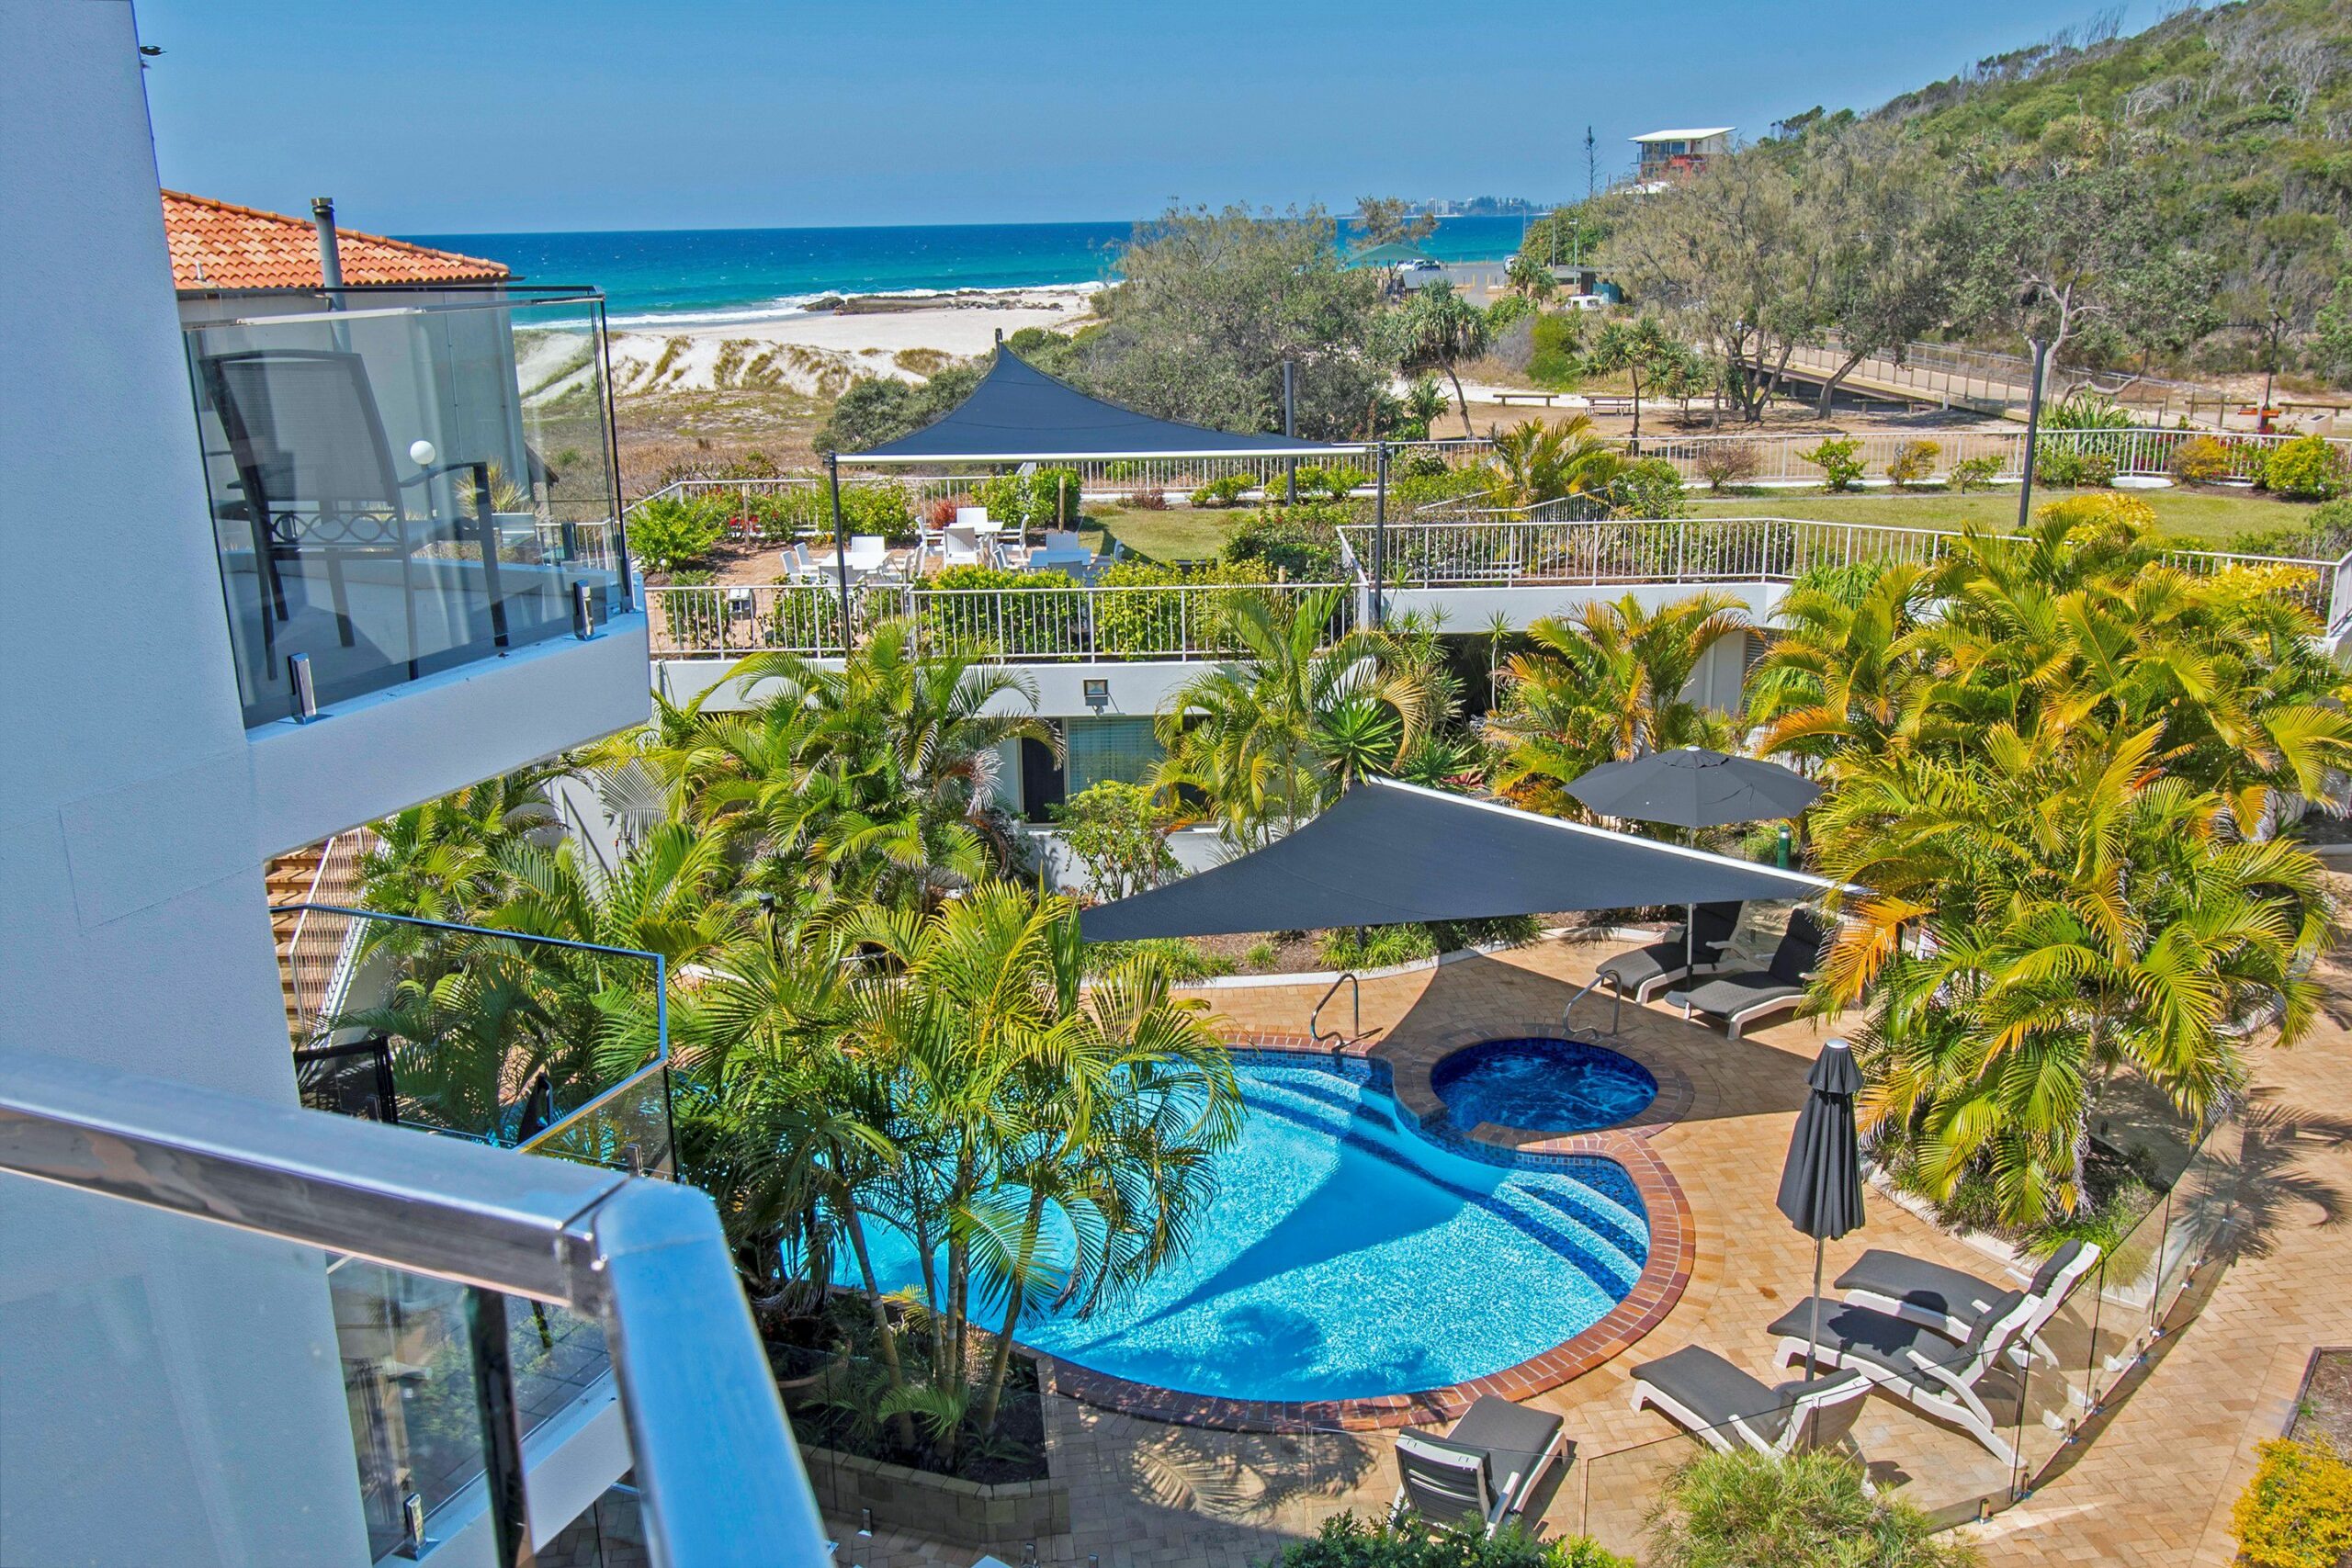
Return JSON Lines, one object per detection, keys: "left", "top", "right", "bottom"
{"left": 605, "top": 283, "right": 1100, "bottom": 397}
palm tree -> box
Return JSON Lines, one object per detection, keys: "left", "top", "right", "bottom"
{"left": 1484, "top": 414, "right": 1622, "bottom": 509}
{"left": 1505, "top": 253, "right": 1557, "bottom": 302}
{"left": 1812, "top": 717, "right": 2329, "bottom": 1228}
{"left": 355, "top": 764, "right": 561, "bottom": 924}
{"left": 1386, "top": 281, "right": 1493, "bottom": 438}
{"left": 834, "top": 886, "right": 1239, "bottom": 1447}
{"left": 1488, "top": 592, "right": 1749, "bottom": 816}
{"left": 1748, "top": 562, "right": 1933, "bottom": 764}
{"left": 701, "top": 619, "right": 1060, "bottom": 909}
{"left": 1150, "top": 588, "right": 1446, "bottom": 846}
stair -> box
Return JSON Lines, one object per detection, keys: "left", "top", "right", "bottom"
{"left": 266, "top": 830, "right": 371, "bottom": 1046}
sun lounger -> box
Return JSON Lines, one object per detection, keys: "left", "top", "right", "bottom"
{"left": 1837, "top": 1240, "right": 2098, "bottom": 1369}
{"left": 1668, "top": 908, "right": 1828, "bottom": 1038}
{"left": 1566, "top": 902, "right": 1744, "bottom": 1032}
{"left": 1390, "top": 1395, "right": 1567, "bottom": 1536}
{"left": 1767, "top": 1289, "right": 2037, "bottom": 1464}
{"left": 1630, "top": 1346, "right": 1871, "bottom": 1460}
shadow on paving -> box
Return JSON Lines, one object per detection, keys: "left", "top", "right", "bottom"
{"left": 1379, "top": 948, "right": 1818, "bottom": 1131}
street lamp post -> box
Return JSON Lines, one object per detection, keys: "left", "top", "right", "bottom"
{"left": 825, "top": 451, "right": 851, "bottom": 653}
{"left": 2015, "top": 333, "right": 2052, "bottom": 535}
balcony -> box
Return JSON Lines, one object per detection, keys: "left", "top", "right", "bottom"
{"left": 186, "top": 287, "right": 636, "bottom": 728}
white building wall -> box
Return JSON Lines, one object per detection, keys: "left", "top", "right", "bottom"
{"left": 0, "top": 4, "right": 375, "bottom": 1562}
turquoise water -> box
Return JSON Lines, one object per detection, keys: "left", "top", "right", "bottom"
{"left": 860, "top": 1059, "right": 1647, "bottom": 1403}
{"left": 1433, "top": 1038, "right": 1659, "bottom": 1134}
{"left": 401, "top": 217, "right": 1532, "bottom": 327}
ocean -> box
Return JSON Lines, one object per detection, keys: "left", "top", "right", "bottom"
{"left": 403, "top": 216, "right": 1533, "bottom": 327}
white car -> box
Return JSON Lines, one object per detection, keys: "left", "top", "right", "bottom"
{"left": 1563, "top": 293, "right": 1611, "bottom": 311}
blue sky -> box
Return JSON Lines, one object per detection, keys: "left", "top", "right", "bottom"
{"left": 138, "top": 0, "right": 2158, "bottom": 233}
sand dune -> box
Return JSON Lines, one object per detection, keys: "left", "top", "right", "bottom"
{"left": 606, "top": 284, "right": 1099, "bottom": 398}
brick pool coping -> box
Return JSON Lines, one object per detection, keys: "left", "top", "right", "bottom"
{"left": 1040, "top": 1031, "right": 1695, "bottom": 1434}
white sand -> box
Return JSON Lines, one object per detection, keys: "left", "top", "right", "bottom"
{"left": 606, "top": 284, "right": 1099, "bottom": 398}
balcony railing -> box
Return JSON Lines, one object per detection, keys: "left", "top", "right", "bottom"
{"left": 185, "top": 287, "right": 634, "bottom": 729}
{"left": 0, "top": 1045, "right": 823, "bottom": 1566}
{"left": 1341, "top": 516, "right": 2351, "bottom": 626}
{"left": 277, "top": 905, "right": 678, "bottom": 1181}
{"left": 646, "top": 579, "right": 1356, "bottom": 662}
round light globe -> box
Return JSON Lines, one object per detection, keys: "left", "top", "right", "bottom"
{"left": 409, "top": 438, "right": 437, "bottom": 467}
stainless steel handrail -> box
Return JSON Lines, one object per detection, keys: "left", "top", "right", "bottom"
{"left": 1310, "top": 971, "right": 1360, "bottom": 1047}
{"left": 0, "top": 1045, "right": 828, "bottom": 1567}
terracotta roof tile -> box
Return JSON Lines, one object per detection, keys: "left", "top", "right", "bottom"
{"left": 163, "top": 190, "right": 509, "bottom": 292}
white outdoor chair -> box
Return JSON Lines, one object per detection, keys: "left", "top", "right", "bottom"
{"left": 780, "top": 544, "right": 821, "bottom": 583}
{"left": 942, "top": 525, "right": 983, "bottom": 569}
{"left": 846, "top": 536, "right": 889, "bottom": 577}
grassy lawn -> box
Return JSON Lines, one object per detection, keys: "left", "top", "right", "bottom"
{"left": 1085, "top": 505, "right": 1241, "bottom": 563}
{"left": 1687, "top": 487, "right": 2319, "bottom": 548}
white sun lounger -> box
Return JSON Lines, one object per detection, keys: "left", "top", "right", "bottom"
{"left": 1390, "top": 1395, "right": 1567, "bottom": 1536}
{"left": 1769, "top": 1289, "right": 2038, "bottom": 1465}
{"left": 1631, "top": 1347, "right": 1872, "bottom": 1461}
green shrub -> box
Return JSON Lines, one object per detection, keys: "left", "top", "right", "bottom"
{"left": 1392, "top": 467, "right": 1493, "bottom": 515}
{"left": 916, "top": 565, "right": 1083, "bottom": 651}
{"left": 1092, "top": 558, "right": 1273, "bottom": 655}
{"left": 629, "top": 495, "right": 726, "bottom": 571}
{"left": 1646, "top": 1450, "right": 1981, "bottom": 1568}
{"left": 1527, "top": 312, "right": 1584, "bottom": 389}
{"left": 1948, "top": 454, "right": 2005, "bottom": 493}
{"left": 1265, "top": 1512, "right": 1630, "bottom": 1568}
{"left": 2168, "top": 434, "right": 2237, "bottom": 482}
{"left": 1485, "top": 294, "right": 1537, "bottom": 335}
{"left": 1886, "top": 438, "right": 1939, "bottom": 490}
{"left": 1295, "top": 464, "right": 1373, "bottom": 502}
{"left": 1225, "top": 504, "right": 1351, "bottom": 580}
{"left": 1609, "top": 457, "right": 1688, "bottom": 519}
{"left": 1399, "top": 452, "right": 1452, "bottom": 479}
{"left": 2264, "top": 434, "right": 2349, "bottom": 501}
{"left": 1243, "top": 940, "right": 1280, "bottom": 970}
{"left": 1797, "top": 436, "right": 1867, "bottom": 492}
{"left": 838, "top": 481, "right": 913, "bottom": 539}
{"left": 1081, "top": 936, "right": 1235, "bottom": 982}
{"left": 1190, "top": 473, "right": 1256, "bottom": 508}
{"left": 2231, "top": 1437, "right": 2352, "bottom": 1568}
{"left": 2034, "top": 446, "right": 2117, "bottom": 488}
{"left": 1054, "top": 781, "right": 1181, "bottom": 901}
{"left": 1316, "top": 925, "right": 1437, "bottom": 970}
{"left": 2047, "top": 391, "right": 2135, "bottom": 432}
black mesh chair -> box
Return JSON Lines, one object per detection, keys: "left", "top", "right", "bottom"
{"left": 199, "top": 347, "right": 509, "bottom": 689}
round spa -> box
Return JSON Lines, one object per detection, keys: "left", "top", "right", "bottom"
{"left": 1432, "top": 1037, "right": 1659, "bottom": 1134}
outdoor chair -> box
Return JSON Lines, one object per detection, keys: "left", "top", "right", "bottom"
{"left": 1766, "top": 1288, "right": 2038, "bottom": 1465}
{"left": 199, "top": 346, "right": 511, "bottom": 687}
{"left": 941, "top": 525, "right": 983, "bottom": 569}
{"left": 1667, "top": 908, "right": 1830, "bottom": 1039}
{"left": 1566, "top": 902, "right": 1744, "bottom": 1033}
{"left": 1389, "top": 1395, "right": 1567, "bottom": 1537}
{"left": 1024, "top": 528, "right": 1095, "bottom": 577}
{"left": 1837, "top": 1240, "right": 2099, "bottom": 1371}
{"left": 1630, "top": 1347, "right": 1872, "bottom": 1462}
{"left": 780, "top": 544, "right": 821, "bottom": 583}
{"left": 846, "top": 536, "right": 890, "bottom": 577}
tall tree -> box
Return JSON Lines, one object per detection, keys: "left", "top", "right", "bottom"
{"left": 1383, "top": 281, "right": 1493, "bottom": 437}
{"left": 1585, "top": 316, "right": 1702, "bottom": 448}
{"left": 1354, "top": 195, "right": 1439, "bottom": 249}
{"left": 1069, "top": 204, "right": 1387, "bottom": 440}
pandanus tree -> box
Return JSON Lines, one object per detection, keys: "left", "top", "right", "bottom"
{"left": 1485, "top": 413, "right": 1623, "bottom": 509}
{"left": 1385, "top": 280, "right": 1493, "bottom": 437}
{"left": 1151, "top": 587, "right": 1447, "bottom": 846}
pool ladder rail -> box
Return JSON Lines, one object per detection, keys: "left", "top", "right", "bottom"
{"left": 1309, "top": 971, "right": 1360, "bottom": 1050}
{"left": 1562, "top": 972, "right": 1629, "bottom": 1037}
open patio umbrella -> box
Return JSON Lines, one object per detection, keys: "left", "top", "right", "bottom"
{"left": 1567, "top": 747, "right": 1822, "bottom": 973}
{"left": 1776, "top": 1037, "right": 1866, "bottom": 1379}
{"left": 1567, "top": 746, "right": 1820, "bottom": 829}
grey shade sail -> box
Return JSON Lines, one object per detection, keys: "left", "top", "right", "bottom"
{"left": 1776, "top": 1039, "right": 1865, "bottom": 1241}
{"left": 1077, "top": 779, "right": 1833, "bottom": 942}
{"left": 849, "top": 348, "right": 1365, "bottom": 465}
{"left": 1568, "top": 748, "right": 1821, "bottom": 829}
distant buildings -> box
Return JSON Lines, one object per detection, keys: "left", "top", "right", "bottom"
{"left": 1630, "top": 127, "right": 1733, "bottom": 185}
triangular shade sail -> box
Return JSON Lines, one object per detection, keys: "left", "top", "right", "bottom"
{"left": 1078, "top": 779, "right": 1834, "bottom": 942}
{"left": 849, "top": 349, "right": 1363, "bottom": 464}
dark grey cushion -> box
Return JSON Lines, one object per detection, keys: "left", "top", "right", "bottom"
{"left": 1445, "top": 1393, "right": 1563, "bottom": 1490}
{"left": 1678, "top": 970, "right": 1805, "bottom": 1016}
{"left": 1834, "top": 1248, "right": 2006, "bottom": 1325}
{"left": 1636, "top": 1347, "right": 1866, "bottom": 1448}
{"left": 2026, "top": 1240, "right": 2088, "bottom": 1303}
{"left": 1769, "top": 909, "right": 1827, "bottom": 985}
{"left": 1769, "top": 1297, "right": 1970, "bottom": 1384}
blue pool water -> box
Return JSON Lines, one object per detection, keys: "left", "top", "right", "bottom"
{"left": 861, "top": 1059, "right": 1648, "bottom": 1402}
{"left": 1433, "top": 1039, "right": 1659, "bottom": 1134}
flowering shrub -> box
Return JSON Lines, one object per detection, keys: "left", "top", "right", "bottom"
{"left": 2263, "top": 434, "right": 2349, "bottom": 501}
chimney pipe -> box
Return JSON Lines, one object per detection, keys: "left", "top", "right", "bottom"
{"left": 311, "top": 197, "right": 344, "bottom": 296}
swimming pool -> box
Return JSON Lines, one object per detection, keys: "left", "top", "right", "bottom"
{"left": 1432, "top": 1038, "right": 1659, "bottom": 1134}
{"left": 860, "top": 1056, "right": 1648, "bottom": 1404}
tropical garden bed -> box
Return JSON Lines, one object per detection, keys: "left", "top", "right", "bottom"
{"left": 2290, "top": 1348, "right": 2352, "bottom": 1451}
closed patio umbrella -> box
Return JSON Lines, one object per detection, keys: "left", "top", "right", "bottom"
{"left": 1777, "top": 1037, "right": 1865, "bottom": 1379}
{"left": 1567, "top": 748, "right": 1822, "bottom": 974}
